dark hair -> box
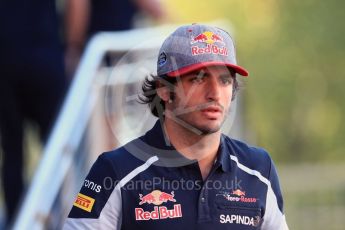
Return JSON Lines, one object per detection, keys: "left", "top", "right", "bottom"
{"left": 138, "top": 69, "right": 239, "bottom": 118}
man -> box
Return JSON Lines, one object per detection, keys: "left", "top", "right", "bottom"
{"left": 64, "top": 24, "right": 288, "bottom": 229}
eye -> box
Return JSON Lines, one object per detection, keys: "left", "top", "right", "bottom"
{"left": 190, "top": 71, "right": 207, "bottom": 84}
{"left": 191, "top": 76, "right": 205, "bottom": 84}
{"left": 220, "top": 75, "right": 233, "bottom": 85}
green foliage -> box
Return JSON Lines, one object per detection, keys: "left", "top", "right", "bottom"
{"left": 168, "top": 0, "right": 345, "bottom": 163}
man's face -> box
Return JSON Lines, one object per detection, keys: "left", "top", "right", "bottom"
{"left": 167, "top": 65, "right": 234, "bottom": 134}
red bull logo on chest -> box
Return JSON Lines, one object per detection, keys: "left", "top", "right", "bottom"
{"left": 135, "top": 190, "right": 182, "bottom": 220}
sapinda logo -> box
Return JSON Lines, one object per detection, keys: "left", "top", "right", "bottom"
{"left": 135, "top": 190, "right": 182, "bottom": 220}
{"left": 220, "top": 214, "right": 261, "bottom": 226}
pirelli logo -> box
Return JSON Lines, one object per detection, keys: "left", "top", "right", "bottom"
{"left": 73, "top": 193, "right": 95, "bottom": 212}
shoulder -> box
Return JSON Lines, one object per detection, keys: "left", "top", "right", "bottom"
{"left": 221, "top": 136, "right": 287, "bottom": 225}
{"left": 222, "top": 135, "right": 273, "bottom": 178}
{"left": 99, "top": 137, "right": 156, "bottom": 180}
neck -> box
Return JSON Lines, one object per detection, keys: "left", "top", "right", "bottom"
{"left": 164, "top": 117, "right": 221, "bottom": 180}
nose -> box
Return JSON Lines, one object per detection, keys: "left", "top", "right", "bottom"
{"left": 206, "top": 77, "right": 221, "bottom": 102}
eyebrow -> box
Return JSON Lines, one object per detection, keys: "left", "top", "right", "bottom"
{"left": 186, "top": 69, "right": 233, "bottom": 78}
{"left": 219, "top": 73, "right": 232, "bottom": 78}
{"left": 183, "top": 69, "right": 207, "bottom": 78}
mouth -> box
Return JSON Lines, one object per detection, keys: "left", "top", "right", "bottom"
{"left": 200, "top": 106, "right": 223, "bottom": 119}
{"left": 173, "top": 102, "right": 223, "bottom": 116}
{"left": 201, "top": 106, "right": 222, "bottom": 113}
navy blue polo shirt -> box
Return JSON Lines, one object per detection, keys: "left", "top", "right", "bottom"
{"left": 64, "top": 121, "right": 288, "bottom": 229}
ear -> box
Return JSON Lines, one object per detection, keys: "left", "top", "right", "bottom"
{"left": 156, "top": 81, "right": 170, "bottom": 103}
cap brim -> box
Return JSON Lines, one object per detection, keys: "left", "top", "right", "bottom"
{"left": 166, "top": 61, "right": 249, "bottom": 77}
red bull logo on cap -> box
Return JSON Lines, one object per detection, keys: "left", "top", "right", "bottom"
{"left": 190, "top": 31, "right": 228, "bottom": 56}
{"left": 136, "top": 190, "right": 182, "bottom": 220}
{"left": 191, "top": 31, "right": 225, "bottom": 45}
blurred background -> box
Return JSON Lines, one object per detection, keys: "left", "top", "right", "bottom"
{"left": 1, "top": 0, "right": 344, "bottom": 229}
{"left": 169, "top": 0, "right": 345, "bottom": 229}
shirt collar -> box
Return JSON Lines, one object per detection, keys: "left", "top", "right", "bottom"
{"left": 142, "top": 120, "right": 232, "bottom": 172}
{"left": 142, "top": 120, "right": 196, "bottom": 170}
{"left": 144, "top": 120, "right": 174, "bottom": 151}
{"left": 214, "top": 134, "right": 233, "bottom": 173}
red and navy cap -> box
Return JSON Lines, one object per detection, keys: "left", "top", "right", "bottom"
{"left": 157, "top": 24, "right": 249, "bottom": 77}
